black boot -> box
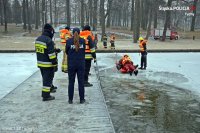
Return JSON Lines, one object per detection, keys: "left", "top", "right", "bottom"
{"left": 42, "top": 92, "right": 55, "bottom": 101}
{"left": 135, "top": 65, "right": 139, "bottom": 69}
{"left": 134, "top": 70, "right": 138, "bottom": 76}
{"left": 80, "top": 99, "right": 86, "bottom": 104}
{"left": 84, "top": 82, "right": 93, "bottom": 87}
{"left": 129, "top": 71, "right": 133, "bottom": 76}
{"left": 138, "top": 67, "right": 143, "bottom": 69}
{"left": 50, "top": 85, "right": 57, "bottom": 93}
{"left": 51, "top": 85, "right": 57, "bottom": 89}
{"left": 68, "top": 100, "right": 73, "bottom": 104}
{"left": 43, "top": 95, "right": 55, "bottom": 101}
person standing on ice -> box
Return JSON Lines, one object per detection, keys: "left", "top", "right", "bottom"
{"left": 138, "top": 37, "right": 147, "bottom": 70}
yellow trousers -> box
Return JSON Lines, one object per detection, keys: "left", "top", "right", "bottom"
{"left": 61, "top": 44, "right": 68, "bottom": 72}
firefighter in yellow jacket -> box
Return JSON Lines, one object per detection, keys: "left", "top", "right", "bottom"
{"left": 59, "top": 26, "right": 71, "bottom": 73}
{"left": 138, "top": 37, "right": 147, "bottom": 70}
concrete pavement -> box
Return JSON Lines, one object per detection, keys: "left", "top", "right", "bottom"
{"left": 0, "top": 65, "right": 115, "bottom": 133}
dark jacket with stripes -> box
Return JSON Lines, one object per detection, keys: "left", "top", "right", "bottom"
{"left": 35, "top": 30, "right": 57, "bottom": 68}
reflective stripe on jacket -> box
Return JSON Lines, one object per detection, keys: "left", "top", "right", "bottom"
{"left": 80, "top": 30, "right": 95, "bottom": 59}
{"left": 139, "top": 40, "right": 147, "bottom": 52}
{"left": 60, "top": 29, "right": 71, "bottom": 44}
{"left": 35, "top": 33, "right": 57, "bottom": 68}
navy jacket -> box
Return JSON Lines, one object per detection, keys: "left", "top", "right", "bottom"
{"left": 66, "top": 37, "right": 85, "bottom": 64}
{"left": 35, "top": 30, "right": 57, "bottom": 68}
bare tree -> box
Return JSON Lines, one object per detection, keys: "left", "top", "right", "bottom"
{"left": 22, "top": 0, "right": 27, "bottom": 30}
{"left": 133, "top": 0, "right": 141, "bottom": 43}
{"left": 141, "top": 0, "right": 149, "bottom": 30}
{"left": 100, "top": 0, "right": 106, "bottom": 40}
{"left": 49, "top": 0, "right": 53, "bottom": 25}
{"left": 81, "top": 0, "right": 84, "bottom": 28}
{"left": 2, "top": 0, "right": 7, "bottom": 32}
{"left": 190, "top": 0, "right": 198, "bottom": 31}
{"left": 42, "top": 0, "right": 45, "bottom": 27}
{"left": 66, "top": 0, "right": 70, "bottom": 27}
{"left": 45, "top": 0, "right": 47, "bottom": 24}
{"left": 0, "top": 0, "right": 3, "bottom": 26}
{"left": 89, "top": 0, "right": 93, "bottom": 26}
{"left": 162, "top": 0, "right": 172, "bottom": 41}
{"left": 35, "top": 0, "right": 39, "bottom": 29}
{"left": 106, "top": 0, "right": 113, "bottom": 28}
{"left": 13, "top": 0, "right": 22, "bottom": 25}
{"left": 146, "top": 1, "right": 153, "bottom": 39}
{"left": 92, "top": 0, "right": 98, "bottom": 31}
{"left": 131, "top": 0, "right": 135, "bottom": 31}
{"left": 54, "top": 0, "right": 57, "bottom": 27}
{"left": 153, "top": 1, "right": 158, "bottom": 29}
{"left": 26, "top": 0, "right": 31, "bottom": 33}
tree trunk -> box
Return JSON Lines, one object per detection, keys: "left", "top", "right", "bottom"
{"left": 49, "top": 0, "right": 53, "bottom": 25}
{"left": 35, "top": 0, "right": 38, "bottom": 29}
{"left": 146, "top": 3, "right": 153, "bottom": 39}
{"left": 117, "top": 10, "right": 121, "bottom": 26}
{"left": 81, "top": 0, "right": 84, "bottom": 28}
{"left": 30, "top": 0, "right": 33, "bottom": 24}
{"left": 45, "top": 0, "right": 47, "bottom": 24}
{"left": 92, "top": 0, "right": 98, "bottom": 31}
{"left": 131, "top": 0, "right": 135, "bottom": 31}
{"left": 74, "top": 4, "right": 77, "bottom": 25}
{"left": 141, "top": 0, "right": 148, "bottom": 30}
{"left": 26, "top": 0, "right": 31, "bottom": 33}
{"left": 154, "top": 5, "right": 158, "bottom": 28}
{"left": 134, "top": 0, "right": 140, "bottom": 43}
{"left": 162, "top": 0, "right": 172, "bottom": 41}
{"left": 106, "top": 0, "right": 113, "bottom": 28}
{"left": 85, "top": 3, "right": 89, "bottom": 25}
{"left": 190, "top": 0, "right": 197, "bottom": 31}
{"left": 100, "top": 0, "right": 105, "bottom": 41}
{"left": 54, "top": 0, "right": 57, "bottom": 27}
{"left": 66, "top": 0, "right": 70, "bottom": 26}
{"left": 22, "top": 0, "right": 27, "bottom": 31}
{"left": 0, "top": 0, "right": 3, "bottom": 25}
{"left": 42, "top": 0, "right": 45, "bottom": 28}
{"left": 2, "top": 0, "right": 7, "bottom": 32}
{"left": 89, "top": 0, "right": 93, "bottom": 26}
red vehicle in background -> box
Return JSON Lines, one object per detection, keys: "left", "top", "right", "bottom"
{"left": 153, "top": 29, "right": 179, "bottom": 40}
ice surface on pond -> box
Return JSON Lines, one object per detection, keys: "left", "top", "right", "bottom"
{"left": 97, "top": 53, "right": 200, "bottom": 94}
{"left": 0, "top": 52, "right": 200, "bottom": 100}
{"left": 0, "top": 53, "right": 38, "bottom": 99}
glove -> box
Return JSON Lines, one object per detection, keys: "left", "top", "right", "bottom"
{"left": 55, "top": 48, "right": 61, "bottom": 53}
{"left": 94, "top": 58, "right": 97, "bottom": 63}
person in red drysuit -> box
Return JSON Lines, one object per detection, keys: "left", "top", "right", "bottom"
{"left": 116, "top": 54, "right": 138, "bottom": 76}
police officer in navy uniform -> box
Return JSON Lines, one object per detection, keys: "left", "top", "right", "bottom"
{"left": 35, "top": 23, "right": 57, "bottom": 101}
{"left": 66, "top": 28, "right": 86, "bottom": 104}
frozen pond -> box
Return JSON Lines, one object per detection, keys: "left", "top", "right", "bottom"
{"left": 97, "top": 53, "right": 200, "bottom": 94}
{"left": 1, "top": 52, "right": 200, "bottom": 132}
{"left": 0, "top": 53, "right": 38, "bottom": 99}
{"left": 96, "top": 53, "right": 200, "bottom": 133}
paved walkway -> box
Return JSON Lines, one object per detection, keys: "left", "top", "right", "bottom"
{"left": 0, "top": 66, "right": 115, "bottom": 133}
